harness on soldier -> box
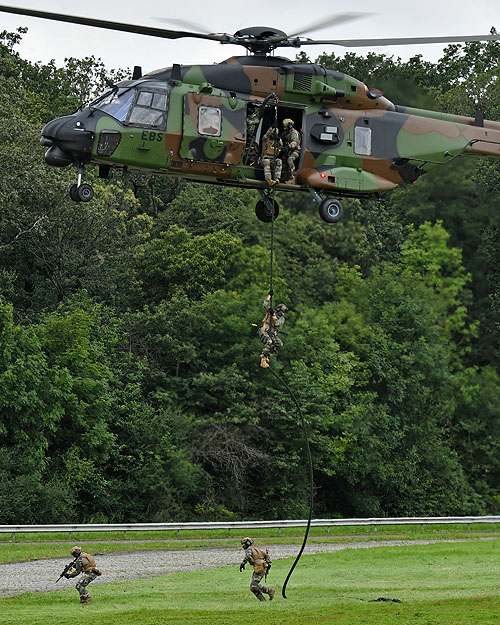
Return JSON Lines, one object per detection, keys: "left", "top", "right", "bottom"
{"left": 249, "top": 546, "right": 270, "bottom": 574}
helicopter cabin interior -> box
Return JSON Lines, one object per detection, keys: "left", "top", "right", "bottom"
{"left": 245, "top": 102, "right": 304, "bottom": 181}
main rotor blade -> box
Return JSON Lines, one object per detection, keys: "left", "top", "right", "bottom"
{"left": 0, "top": 5, "right": 227, "bottom": 42}
{"left": 300, "top": 33, "right": 500, "bottom": 47}
{"left": 156, "top": 17, "right": 216, "bottom": 34}
{"left": 288, "top": 12, "right": 371, "bottom": 38}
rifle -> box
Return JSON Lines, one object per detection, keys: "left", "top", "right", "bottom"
{"left": 56, "top": 557, "right": 78, "bottom": 583}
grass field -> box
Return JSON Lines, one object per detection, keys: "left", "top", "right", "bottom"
{"left": 1, "top": 537, "right": 499, "bottom": 625}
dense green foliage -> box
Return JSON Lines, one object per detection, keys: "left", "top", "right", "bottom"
{"left": 1, "top": 29, "right": 500, "bottom": 523}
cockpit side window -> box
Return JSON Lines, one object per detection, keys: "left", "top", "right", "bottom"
{"left": 93, "top": 87, "right": 169, "bottom": 128}
{"left": 128, "top": 90, "right": 168, "bottom": 128}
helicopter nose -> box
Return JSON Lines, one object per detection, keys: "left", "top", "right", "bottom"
{"left": 41, "top": 115, "right": 95, "bottom": 167}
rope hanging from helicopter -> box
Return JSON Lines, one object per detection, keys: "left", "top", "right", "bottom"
{"left": 260, "top": 94, "right": 314, "bottom": 600}
{"left": 268, "top": 93, "right": 279, "bottom": 311}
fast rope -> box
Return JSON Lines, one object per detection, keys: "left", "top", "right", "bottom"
{"left": 267, "top": 365, "right": 314, "bottom": 599}
{"left": 262, "top": 98, "right": 313, "bottom": 596}
{"left": 268, "top": 93, "right": 279, "bottom": 311}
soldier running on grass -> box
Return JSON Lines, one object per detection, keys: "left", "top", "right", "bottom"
{"left": 239, "top": 537, "right": 275, "bottom": 601}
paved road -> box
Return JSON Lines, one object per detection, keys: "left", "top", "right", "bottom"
{"left": 0, "top": 538, "right": 483, "bottom": 597}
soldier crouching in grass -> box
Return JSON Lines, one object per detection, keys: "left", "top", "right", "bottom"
{"left": 64, "top": 545, "right": 102, "bottom": 604}
{"left": 239, "top": 537, "right": 275, "bottom": 601}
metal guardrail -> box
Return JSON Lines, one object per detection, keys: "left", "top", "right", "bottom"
{"left": 1, "top": 516, "right": 500, "bottom": 539}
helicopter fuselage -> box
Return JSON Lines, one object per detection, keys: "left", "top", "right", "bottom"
{"left": 40, "top": 55, "right": 500, "bottom": 208}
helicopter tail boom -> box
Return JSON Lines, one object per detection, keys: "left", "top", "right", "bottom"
{"left": 396, "top": 105, "right": 500, "bottom": 160}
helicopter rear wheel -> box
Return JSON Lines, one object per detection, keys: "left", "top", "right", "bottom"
{"left": 69, "top": 184, "right": 82, "bottom": 202}
{"left": 318, "top": 198, "right": 343, "bottom": 223}
{"left": 255, "top": 199, "right": 279, "bottom": 223}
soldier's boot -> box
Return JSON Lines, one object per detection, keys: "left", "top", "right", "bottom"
{"left": 268, "top": 588, "right": 275, "bottom": 601}
{"left": 80, "top": 596, "right": 92, "bottom": 604}
{"left": 255, "top": 592, "right": 266, "bottom": 601}
{"left": 260, "top": 355, "right": 270, "bottom": 368}
{"left": 285, "top": 167, "right": 296, "bottom": 183}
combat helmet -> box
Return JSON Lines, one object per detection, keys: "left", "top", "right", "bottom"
{"left": 282, "top": 118, "right": 294, "bottom": 127}
{"left": 70, "top": 545, "right": 82, "bottom": 556}
{"left": 276, "top": 304, "right": 288, "bottom": 314}
{"left": 241, "top": 537, "right": 254, "bottom": 548}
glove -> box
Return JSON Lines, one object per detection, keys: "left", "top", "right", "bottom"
{"left": 239, "top": 563, "right": 245, "bottom": 572}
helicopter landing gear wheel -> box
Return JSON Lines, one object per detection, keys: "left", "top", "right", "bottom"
{"left": 255, "top": 199, "right": 279, "bottom": 223}
{"left": 76, "top": 183, "right": 94, "bottom": 202}
{"left": 69, "top": 184, "right": 82, "bottom": 202}
{"left": 318, "top": 198, "right": 343, "bottom": 223}
{"left": 69, "top": 164, "right": 94, "bottom": 203}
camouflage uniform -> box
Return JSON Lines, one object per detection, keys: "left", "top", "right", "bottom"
{"left": 65, "top": 547, "right": 101, "bottom": 604}
{"left": 245, "top": 105, "right": 261, "bottom": 163}
{"left": 246, "top": 106, "right": 261, "bottom": 141}
{"left": 280, "top": 120, "right": 301, "bottom": 179}
{"left": 259, "top": 126, "right": 282, "bottom": 184}
{"left": 240, "top": 539, "right": 274, "bottom": 601}
{"left": 258, "top": 294, "right": 287, "bottom": 367}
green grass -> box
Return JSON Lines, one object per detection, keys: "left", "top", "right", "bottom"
{"left": 1, "top": 538, "right": 500, "bottom": 625}
{"left": 1, "top": 523, "right": 500, "bottom": 564}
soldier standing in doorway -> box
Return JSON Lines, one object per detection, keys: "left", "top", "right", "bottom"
{"left": 280, "top": 118, "right": 301, "bottom": 182}
{"left": 260, "top": 125, "right": 283, "bottom": 185}
{"left": 239, "top": 537, "right": 274, "bottom": 601}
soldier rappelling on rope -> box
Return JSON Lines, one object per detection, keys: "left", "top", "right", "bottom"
{"left": 258, "top": 292, "right": 288, "bottom": 368}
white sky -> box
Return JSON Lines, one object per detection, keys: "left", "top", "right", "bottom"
{"left": 1, "top": 0, "right": 500, "bottom": 75}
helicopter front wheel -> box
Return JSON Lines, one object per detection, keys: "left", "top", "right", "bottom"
{"left": 69, "top": 182, "right": 94, "bottom": 203}
{"left": 255, "top": 198, "right": 280, "bottom": 223}
{"left": 318, "top": 198, "right": 344, "bottom": 223}
{"left": 76, "top": 183, "right": 94, "bottom": 202}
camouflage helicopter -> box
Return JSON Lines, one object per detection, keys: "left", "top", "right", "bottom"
{"left": 2, "top": 5, "right": 500, "bottom": 223}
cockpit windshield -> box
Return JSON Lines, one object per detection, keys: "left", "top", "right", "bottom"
{"left": 93, "top": 88, "right": 134, "bottom": 122}
{"left": 92, "top": 86, "right": 169, "bottom": 128}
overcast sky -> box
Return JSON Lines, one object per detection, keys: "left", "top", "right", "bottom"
{"left": 1, "top": 0, "right": 500, "bottom": 76}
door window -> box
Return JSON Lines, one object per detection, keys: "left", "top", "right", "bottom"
{"left": 198, "top": 106, "right": 222, "bottom": 136}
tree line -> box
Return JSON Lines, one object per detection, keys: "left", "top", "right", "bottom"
{"left": 1, "top": 28, "right": 500, "bottom": 523}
